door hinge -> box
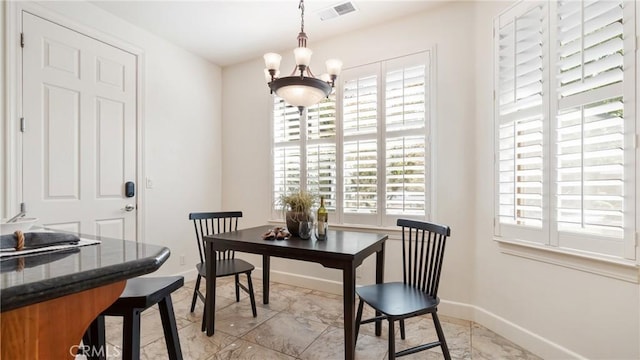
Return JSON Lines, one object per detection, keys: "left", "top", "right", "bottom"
{"left": 20, "top": 33, "right": 24, "bottom": 48}
{"left": 20, "top": 117, "right": 25, "bottom": 132}
{"left": 20, "top": 203, "right": 26, "bottom": 214}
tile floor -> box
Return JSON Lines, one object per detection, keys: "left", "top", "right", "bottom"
{"left": 78, "top": 277, "right": 542, "bottom": 360}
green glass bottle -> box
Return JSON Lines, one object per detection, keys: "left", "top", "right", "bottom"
{"left": 317, "top": 196, "right": 328, "bottom": 238}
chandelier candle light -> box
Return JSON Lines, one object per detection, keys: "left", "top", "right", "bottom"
{"left": 264, "top": 0, "right": 342, "bottom": 114}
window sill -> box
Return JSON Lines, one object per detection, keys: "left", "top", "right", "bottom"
{"left": 495, "top": 237, "right": 639, "bottom": 283}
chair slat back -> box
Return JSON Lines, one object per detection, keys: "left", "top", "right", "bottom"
{"left": 188, "top": 211, "right": 243, "bottom": 263}
{"left": 398, "top": 219, "right": 450, "bottom": 297}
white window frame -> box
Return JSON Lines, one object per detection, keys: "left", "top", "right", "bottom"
{"left": 270, "top": 50, "right": 435, "bottom": 229}
{"left": 493, "top": 0, "right": 638, "bottom": 274}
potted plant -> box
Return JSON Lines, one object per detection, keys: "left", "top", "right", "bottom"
{"left": 278, "top": 190, "right": 316, "bottom": 237}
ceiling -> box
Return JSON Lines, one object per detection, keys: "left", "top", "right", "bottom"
{"left": 90, "top": 0, "right": 446, "bottom": 67}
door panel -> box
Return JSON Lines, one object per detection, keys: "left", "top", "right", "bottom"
{"left": 22, "top": 12, "right": 137, "bottom": 240}
{"left": 43, "top": 84, "right": 80, "bottom": 199}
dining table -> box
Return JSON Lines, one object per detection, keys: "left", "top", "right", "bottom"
{"left": 203, "top": 225, "right": 388, "bottom": 360}
{"left": 0, "top": 231, "right": 170, "bottom": 360}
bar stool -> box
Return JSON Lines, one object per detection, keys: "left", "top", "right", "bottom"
{"left": 83, "top": 276, "right": 184, "bottom": 360}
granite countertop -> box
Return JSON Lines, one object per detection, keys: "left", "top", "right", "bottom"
{"left": 0, "top": 233, "right": 170, "bottom": 312}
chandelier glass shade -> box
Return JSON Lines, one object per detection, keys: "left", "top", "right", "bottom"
{"left": 264, "top": 0, "right": 342, "bottom": 111}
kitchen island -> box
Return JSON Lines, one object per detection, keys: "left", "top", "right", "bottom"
{"left": 0, "top": 233, "right": 170, "bottom": 359}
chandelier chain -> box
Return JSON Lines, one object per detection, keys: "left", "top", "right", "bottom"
{"left": 299, "top": 0, "right": 305, "bottom": 34}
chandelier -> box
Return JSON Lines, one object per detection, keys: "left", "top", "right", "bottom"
{"left": 264, "top": 0, "right": 342, "bottom": 113}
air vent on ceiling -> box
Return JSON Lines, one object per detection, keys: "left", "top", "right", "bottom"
{"left": 317, "top": 1, "right": 357, "bottom": 21}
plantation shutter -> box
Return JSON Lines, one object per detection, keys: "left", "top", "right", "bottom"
{"left": 273, "top": 98, "right": 302, "bottom": 207}
{"left": 552, "top": 0, "right": 633, "bottom": 258}
{"left": 494, "top": 2, "right": 547, "bottom": 242}
{"left": 343, "top": 70, "right": 378, "bottom": 215}
{"left": 272, "top": 52, "right": 432, "bottom": 227}
{"left": 307, "top": 98, "right": 337, "bottom": 210}
{"left": 494, "top": 0, "right": 635, "bottom": 260}
{"left": 385, "top": 56, "right": 428, "bottom": 217}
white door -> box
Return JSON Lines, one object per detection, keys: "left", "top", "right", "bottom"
{"left": 21, "top": 12, "right": 138, "bottom": 241}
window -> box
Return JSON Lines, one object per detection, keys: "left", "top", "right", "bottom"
{"left": 494, "top": 0, "right": 636, "bottom": 260}
{"left": 272, "top": 52, "right": 431, "bottom": 227}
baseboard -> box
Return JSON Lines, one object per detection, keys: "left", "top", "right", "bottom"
{"left": 168, "top": 268, "right": 199, "bottom": 283}
{"left": 254, "top": 267, "right": 344, "bottom": 295}
{"left": 468, "top": 304, "right": 585, "bottom": 359}
{"left": 251, "top": 268, "right": 584, "bottom": 359}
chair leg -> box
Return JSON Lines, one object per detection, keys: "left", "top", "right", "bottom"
{"left": 158, "top": 296, "right": 183, "bottom": 360}
{"left": 82, "top": 315, "right": 106, "bottom": 360}
{"left": 388, "top": 318, "right": 396, "bottom": 360}
{"left": 432, "top": 312, "right": 451, "bottom": 360}
{"left": 201, "top": 301, "right": 206, "bottom": 332}
{"left": 235, "top": 274, "right": 240, "bottom": 302}
{"left": 246, "top": 273, "right": 257, "bottom": 317}
{"left": 190, "top": 274, "right": 202, "bottom": 312}
{"left": 355, "top": 299, "right": 364, "bottom": 346}
{"left": 400, "top": 319, "right": 406, "bottom": 340}
{"left": 121, "top": 309, "right": 142, "bottom": 360}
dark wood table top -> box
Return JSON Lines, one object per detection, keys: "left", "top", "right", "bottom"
{"left": 204, "top": 225, "right": 388, "bottom": 268}
{"left": 0, "top": 234, "right": 170, "bottom": 311}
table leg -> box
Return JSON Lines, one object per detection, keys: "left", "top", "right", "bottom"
{"left": 375, "top": 242, "right": 385, "bottom": 336}
{"left": 205, "top": 244, "right": 217, "bottom": 336}
{"left": 342, "top": 265, "right": 356, "bottom": 360}
{"left": 262, "top": 255, "right": 270, "bottom": 304}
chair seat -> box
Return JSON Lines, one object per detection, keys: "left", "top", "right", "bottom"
{"left": 104, "top": 276, "right": 184, "bottom": 313}
{"left": 196, "top": 258, "right": 254, "bottom": 278}
{"left": 356, "top": 282, "right": 439, "bottom": 317}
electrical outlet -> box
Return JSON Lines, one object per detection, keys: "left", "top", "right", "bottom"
{"left": 146, "top": 177, "right": 153, "bottom": 189}
{"left": 180, "top": 255, "right": 185, "bottom": 265}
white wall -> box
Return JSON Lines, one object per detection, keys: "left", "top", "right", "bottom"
{"left": 222, "top": 0, "right": 476, "bottom": 310}
{"left": 472, "top": 2, "right": 639, "bottom": 359}
{"left": 222, "top": 1, "right": 640, "bottom": 359}
{"left": 3, "top": 1, "right": 223, "bottom": 276}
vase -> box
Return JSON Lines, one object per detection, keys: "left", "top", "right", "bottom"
{"left": 286, "top": 211, "right": 312, "bottom": 237}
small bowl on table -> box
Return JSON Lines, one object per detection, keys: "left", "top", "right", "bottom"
{"left": 1, "top": 218, "right": 39, "bottom": 235}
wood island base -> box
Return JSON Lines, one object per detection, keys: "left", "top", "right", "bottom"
{"left": 1, "top": 280, "right": 125, "bottom": 360}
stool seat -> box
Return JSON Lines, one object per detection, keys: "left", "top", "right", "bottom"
{"left": 104, "top": 276, "right": 184, "bottom": 312}
{"left": 83, "top": 276, "right": 184, "bottom": 360}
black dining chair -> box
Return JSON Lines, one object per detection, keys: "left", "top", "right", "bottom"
{"left": 188, "top": 211, "right": 257, "bottom": 330}
{"left": 82, "top": 276, "right": 184, "bottom": 360}
{"left": 355, "top": 219, "right": 452, "bottom": 360}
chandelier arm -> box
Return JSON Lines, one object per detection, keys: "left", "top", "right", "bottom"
{"left": 305, "top": 67, "right": 316, "bottom": 78}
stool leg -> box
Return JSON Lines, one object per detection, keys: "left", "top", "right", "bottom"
{"left": 82, "top": 316, "right": 106, "bottom": 360}
{"left": 388, "top": 318, "right": 396, "bottom": 360}
{"left": 121, "top": 309, "right": 142, "bottom": 360}
{"left": 159, "top": 295, "right": 183, "bottom": 360}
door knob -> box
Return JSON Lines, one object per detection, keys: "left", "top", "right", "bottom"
{"left": 123, "top": 204, "right": 136, "bottom": 212}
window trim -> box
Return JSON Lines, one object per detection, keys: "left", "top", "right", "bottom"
{"left": 493, "top": 0, "right": 638, "bottom": 266}
{"left": 269, "top": 48, "right": 438, "bottom": 227}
